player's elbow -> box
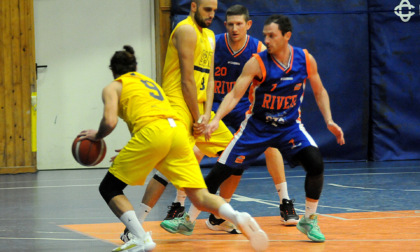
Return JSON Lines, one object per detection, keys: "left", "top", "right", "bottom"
{"left": 103, "top": 116, "right": 118, "bottom": 130}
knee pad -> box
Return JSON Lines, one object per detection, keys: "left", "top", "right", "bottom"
{"left": 232, "top": 168, "right": 244, "bottom": 176}
{"left": 205, "top": 162, "right": 238, "bottom": 194}
{"left": 99, "top": 172, "right": 127, "bottom": 204}
{"left": 153, "top": 172, "right": 169, "bottom": 186}
{"left": 296, "top": 146, "right": 324, "bottom": 176}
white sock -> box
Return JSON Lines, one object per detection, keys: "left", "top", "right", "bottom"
{"left": 213, "top": 198, "right": 231, "bottom": 219}
{"left": 120, "top": 210, "right": 145, "bottom": 239}
{"left": 275, "top": 182, "right": 290, "bottom": 202}
{"left": 137, "top": 203, "right": 152, "bottom": 224}
{"left": 217, "top": 203, "right": 238, "bottom": 225}
{"left": 188, "top": 204, "right": 201, "bottom": 222}
{"left": 174, "top": 189, "right": 187, "bottom": 206}
{"left": 305, "top": 199, "right": 319, "bottom": 218}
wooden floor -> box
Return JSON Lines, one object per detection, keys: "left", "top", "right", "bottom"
{"left": 1, "top": 161, "right": 419, "bottom": 251}
{"left": 61, "top": 210, "right": 420, "bottom": 252}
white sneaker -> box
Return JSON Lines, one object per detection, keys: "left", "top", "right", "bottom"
{"left": 205, "top": 214, "right": 241, "bottom": 234}
{"left": 112, "top": 232, "right": 156, "bottom": 252}
{"left": 236, "top": 212, "right": 268, "bottom": 252}
{"left": 143, "top": 232, "right": 156, "bottom": 251}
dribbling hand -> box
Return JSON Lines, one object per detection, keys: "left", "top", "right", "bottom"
{"left": 78, "top": 129, "right": 99, "bottom": 141}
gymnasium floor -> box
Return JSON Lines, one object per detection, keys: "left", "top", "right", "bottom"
{"left": 0, "top": 161, "right": 419, "bottom": 251}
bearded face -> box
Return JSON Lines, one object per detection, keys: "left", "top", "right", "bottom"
{"left": 194, "top": 8, "right": 211, "bottom": 28}
{"left": 193, "top": 0, "right": 217, "bottom": 28}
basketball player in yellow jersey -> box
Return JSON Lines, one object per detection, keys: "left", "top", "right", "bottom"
{"left": 161, "top": 0, "right": 222, "bottom": 148}
{"left": 114, "top": 0, "right": 246, "bottom": 239}
{"left": 79, "top": 45, "right": 268, "bottom": 252}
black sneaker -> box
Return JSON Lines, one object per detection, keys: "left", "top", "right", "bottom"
{"left": 280, "top": 198, "right": 299, "bottom": 226}
{"left": 205, "top": 214, "right": 241, "bottom": 234}
{"left": 120, "top": 227, "right": 134, "bottom": 242}
{"left": 164, "top": 202, "right": 185, "bottom": 220}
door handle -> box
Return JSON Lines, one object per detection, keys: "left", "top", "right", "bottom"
{"left": 36, "top": 63, "right": 48, "bottom": 79}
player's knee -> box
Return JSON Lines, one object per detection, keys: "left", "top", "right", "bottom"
{"left": 153, "top": 173, "right": 169, "bottom": 187}
{"left": 297, "top": 146, "right": 324, "bottom": 176}
{"left": 231, "top": 168, "right": 244, "bottom": 176}
{"left": 205, "top": 162, "right": 239, "bottom": 194}
{"left": 184, "top": 188, "right": 206, "bottom": 210}
{"left": 99, "top": 172, "right": 126, "bottom": 204}
{"left": 264, "top": 147, "right": 280, "bottom": 158}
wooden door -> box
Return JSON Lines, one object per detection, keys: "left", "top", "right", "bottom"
{"left": 0, "top": 0, "right": 37, "bottom": 174}
{"left": 154, "top": 0, "right": 172, "bottom": 84}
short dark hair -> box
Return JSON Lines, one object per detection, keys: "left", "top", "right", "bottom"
{"left": 264, "top": 15, "right": 292, "bottom": 35}
{"left": 226, "top": 4, "right": 250, "bottom": 22}
{"left": 192, "top": 0, "right": 201, "bottom": 6}
{"left": 109, "top": 45, "right": 137, "bottom": 76}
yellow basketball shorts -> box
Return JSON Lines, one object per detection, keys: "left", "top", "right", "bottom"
{"left": 172, "top": 104, "right": 233, "bottom": 158}
{"left": 109, "top": 118, "right": 206, "bottom": 189}
{"left": 195, "top": 111, "right": 233, "bottom": 157}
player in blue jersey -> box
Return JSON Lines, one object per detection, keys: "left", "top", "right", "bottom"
{"left": 168, "top": 5, "right": 299, "bottom": 233}
{"left": 204, "top": 15, "right": 345, "bottom": 242}
{"left": 210, "top": 4, "right": 299, "bottom": 227}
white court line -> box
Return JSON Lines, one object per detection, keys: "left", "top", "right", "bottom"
{"left": 231, "top": 194, "right": 420, "bottom": 221}
{"left": 0, "top": 177, "right": 103, "bottom": 185}
{"left": 329, "top": 183, "right": 420, "bottom": 191}
{"left": 0, "top": 237, "right": 97, "bottom": 241}
{"left": 0, "top": 184, "right": 98, "bottom": 190}
{"left": 232, "top": 194, "right": 349, "bottom": 220}
{"left": 0, "top": 217, "right": 114, "bottom": 221}
{"left": 241, "top": 171, "right": 420, "bottom": 180}
{"left": 269, "top": 239, "right": 420, "bottom": 242}
{"left": 148, "top": 237, "right": 420, "bottom": 242}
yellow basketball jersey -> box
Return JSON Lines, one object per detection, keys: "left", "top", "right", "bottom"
{"left": 116, "top": 72, "right": 178, "bottom": 134}
{"left": 161, "top": 16, "right": 215, "bottom": 115}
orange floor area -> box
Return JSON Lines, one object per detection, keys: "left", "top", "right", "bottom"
{"left": 61, "top": 210, "right": 420, "bottom": 252}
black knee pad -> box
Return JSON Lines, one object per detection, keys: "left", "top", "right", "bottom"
{"left": 205, "top": 162, "right": 238, "bottom": 194}
{"left": 295, "top": 146, "right": 324, "bottom": 176}
{"left": 232, "top": 168, "right": 244, "bottom": 176}
{"left": 153, "top": 173, "right": 169, "bottom": 187}
{"left": 99, "top": 172, "right": 127, "bottom": 204}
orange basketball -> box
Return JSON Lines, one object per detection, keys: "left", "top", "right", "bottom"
{"left": 72, "top": 136, "right": 106, "bottom": 166}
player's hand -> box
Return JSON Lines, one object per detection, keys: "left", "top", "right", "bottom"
{"left": 110, "top": 149, "right": 122, "bottom": 162}
{"left": 205, "top": 119, "right": 220, "bottom": 141}
{"left": 77, "top": 129, "right": 99, "bottom": 141}
{"left": 327, "top": 122, "right": 345, "bottom": 145}
{"left": 193, "top": 115, "right": 208, "bottom": 137}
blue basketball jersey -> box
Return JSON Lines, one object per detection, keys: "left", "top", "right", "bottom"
{"left": 250, "top": 46, "right": 310, "bottom": 126}
{"left": 217, "top": 45, "right": 317, "bottom": 169}
{"left": 213, "top": 33, "right": 263, "bottom": 128}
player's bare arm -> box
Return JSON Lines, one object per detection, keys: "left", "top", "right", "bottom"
{"left": 307, "top": 53, "right": 345, "bottom": 145}
{"left": 205, "top": 57, "right": 260, "bottom": 139}
{"left": 78, "top": 81, "right": 119, "bottom": 141}
{"left": 194, "top": 44, "right": 215, "bottom": 137}
{"left": 95, "top": 82, "right": 120, "bottom": 139}
{"left": 203, "top": 49, "right": 215, "bottom": 123}
{"left": 174, "top": 25, "right": 201, "bottom": 123}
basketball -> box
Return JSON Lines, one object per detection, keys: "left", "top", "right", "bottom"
{"left": 72, "top": 136, "right": 106, "bottom": 166}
